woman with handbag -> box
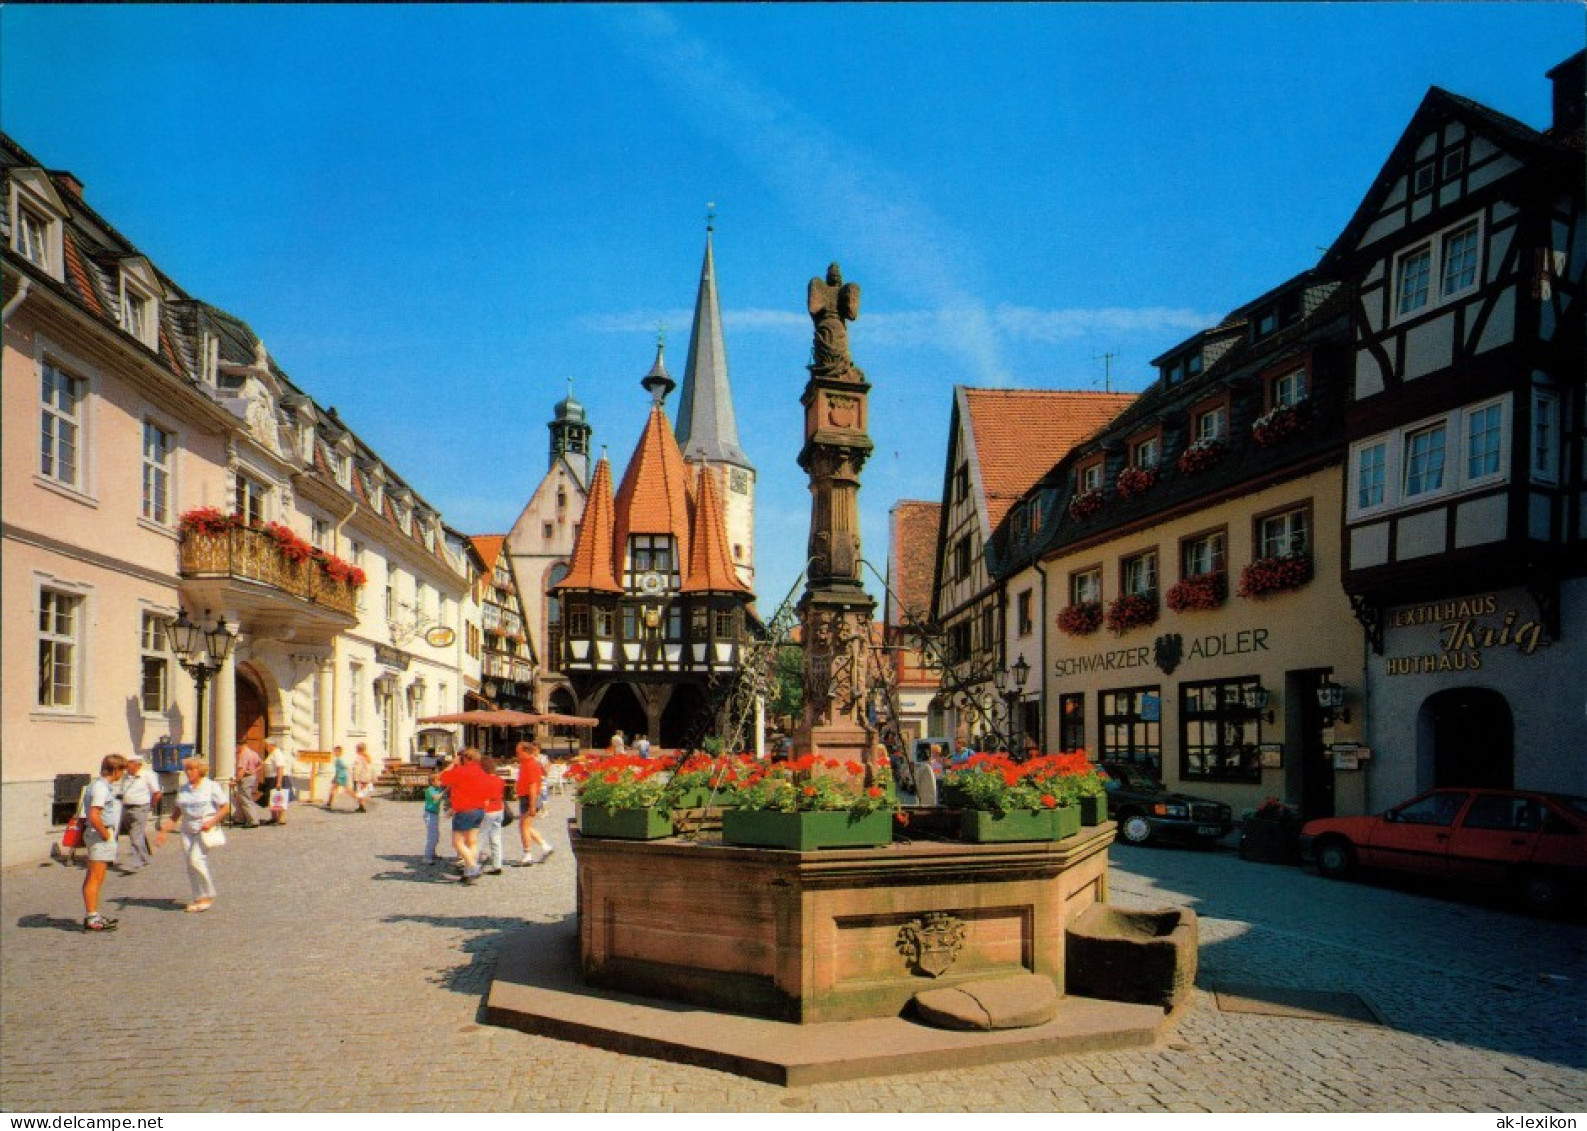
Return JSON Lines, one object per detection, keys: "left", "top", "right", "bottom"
{"left": 154, "top": 756, "right": 231, "bottom": 913}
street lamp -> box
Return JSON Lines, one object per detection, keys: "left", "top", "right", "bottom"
{"left": 1242, "top": 683, "right": 1275, "bottom": 724}
{"left": 1006, "top": 655, "right": 1032, "bottom": 755}
{"left": 166, "top": 610, "right": 236, "bottom": 767}
{"left": 1316, "top": 677, "right": 1350, "bottom": 724}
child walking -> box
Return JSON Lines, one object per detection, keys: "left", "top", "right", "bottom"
{"left": 422, "top": 772, "right": 446, "bottom": 865}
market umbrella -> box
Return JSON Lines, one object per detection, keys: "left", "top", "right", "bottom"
{"left": 416, "top": 709, "right": 544, "bottom": 726}
{"left": 533, "top": 712, "right": 601, "bottom": 727}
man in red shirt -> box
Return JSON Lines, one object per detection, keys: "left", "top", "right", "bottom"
{"left": 515, "top": 742, "right": 554, "bottom": 866}
{"left": 439, "top": 748, "right": 491, "bottom": 884}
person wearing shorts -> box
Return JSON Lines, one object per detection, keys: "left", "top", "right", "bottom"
{"left": 324, "top": 745, "right": 352, "bottom": 811}
{"left": 515, "top": 742, "right": 553, "bottom": 866}
{"left": 81, "top": 754, "right": 127, "bottom": 932}
{"left": 439, "top": 748, "right": 491, "bottom": 884}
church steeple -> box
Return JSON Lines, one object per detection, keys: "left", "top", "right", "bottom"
{"left": 675, "top": 219, "right": 749, "bottom": 468}
{"left": 548, "top": 377, "right": 593, "bottom": 488}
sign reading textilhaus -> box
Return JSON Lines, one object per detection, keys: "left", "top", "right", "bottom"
{"left": 1384, "top": 593, "right": 1548, "bottom": 675}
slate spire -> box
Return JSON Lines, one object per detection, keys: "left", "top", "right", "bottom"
{"left": 675, "top": 222, "right": 750, "bottom": 467}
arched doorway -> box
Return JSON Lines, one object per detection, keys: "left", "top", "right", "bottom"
{"left": 236, "top": 666, "right": 269, "bottom": 755}
{"left": 1417, "top": 687, "right": 1514, "bottom": 790}
{"left": 592, "top": 683, "right": 647, "bottom": 751}
{"left": 659, "top": 683, "right": 710, "bottom": 749}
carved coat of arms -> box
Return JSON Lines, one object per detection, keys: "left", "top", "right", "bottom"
{"left": 896, "top": 912, "right": 968, "bottom": 978}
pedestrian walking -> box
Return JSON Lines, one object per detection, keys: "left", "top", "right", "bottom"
{"left": 154, "top": 757, "right": 231, "bottom": 913}
{"left": 351, "top": 743, "right": 377, "bottom": 813}
{"left": 323, "top": 745, "right": 352, "bottom": 811}
{"left": 439, "top": 748, "right": 490, "bottom": 885}
{"left": 636, "top": 734, "right": 651, "bottom": 759}
{"left": 421, "top": 772, "right": 446, "bottom": 865}
{"left": 264, "top": 742, "right": 293, "bottom": 825}
{"left": 118, "top": 750, "right": 161, "bottom": 873}
{"left": 478, "top": 756, "right": 507, "bottom": 875}
{"left": 81, "top": 754, "right": 127, "bottom": 932}
{"left": 233, "top": 742, "right": 267, "bottom": 827}
{"left": 515, "top": 742, "right": 553, "bottom": 866}
{"left": 610, "top": 730, "right": 626, "bottom": 755}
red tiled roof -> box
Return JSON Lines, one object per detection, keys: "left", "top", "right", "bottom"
{"left": 469, "top": 534, "right": 505, "bottom": 572}
{"left": 555, "top": 456, "right": 621, "bottom": 593}
{"left": 612, "top": 403, "right": 693, "bottom": 573}
{"left": 888, "top": 501, "right": 941, "bottom": 625}
{"left": 679, "top": 465, "right": 752, "bottom": 594}
{"left": 61, "top": 230, "right": 106, "bottom": 317}
{"left": 963, "top": 389, "right": 1135, "bottom": 528}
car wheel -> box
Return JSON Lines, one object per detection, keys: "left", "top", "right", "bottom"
{"left": 1315, "top": 837, "right": 1355, "bottom": 879}
{"left": 1120, "top": 814, "right": 1153, "bottom": 846}
{"left": 1521, "top": 872, "right": 1563, "bottom": 914}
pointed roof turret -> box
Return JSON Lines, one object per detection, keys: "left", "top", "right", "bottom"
{"left": 553, "top": 453, "right": 621, "bottom": 593}
{"left": 641, "top": 336, "right": 676, "bottom": 405}
{"left": 680, "top": 465, "right": 752, "bottom": 594}
{"left": 612, "top": 398, "right": 694, "bottom": 572}
{"left": 675, "top": 222, "right": 750, "bottom": 468}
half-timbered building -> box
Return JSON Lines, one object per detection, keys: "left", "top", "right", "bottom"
{"left": 929, "top": 387, "right": 1134, "bottom": 748}
{"left": 1323, "top": 51, "right": 1586, "bottom": 799}
{"left": 550, "top": 349, "right": 755, "bottom": 748}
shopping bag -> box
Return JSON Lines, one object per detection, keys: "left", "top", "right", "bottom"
{"left": 269, "top": 789, "right": 290, "bottom": 812}
{"left": 61, "top": 816, "right": 86, "bottom": 849}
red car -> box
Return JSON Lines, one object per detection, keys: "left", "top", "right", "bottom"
{"left": 1300, "top": 788, "right": 1587, "bottom": 913}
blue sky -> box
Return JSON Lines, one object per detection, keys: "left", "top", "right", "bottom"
{"left": 3, "top": 4, "right": 1579, "bottom": 610}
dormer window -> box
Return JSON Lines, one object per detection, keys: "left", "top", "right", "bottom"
{"left": 119, "top": 267, "right": 160, "bottom": 350}
{"left": 17, "top": 204, "right": 49, "bottom": 268}
{"left": 9, "top": 171, "right": 68, "bottom": 281}
{"left": 626, "top": 535, "right": 675, "bottom": 590}
{"left": 199, "top": 332, "right": 219, "bottom": 385}
{"left": 1131, "top": 434, "right": 1160, "bottom": 469}
{"left": 1186, "top": 354, "right": 1203, "bottom": 379}
{"left": 1193, "top": 403, "right": 1228, "bottom": 442}
{"left": 1077, "top": 459, "right": 1103, "bottom": 493}
{"left": 1267, "top": 364, "right": 1310, "bottom": 411}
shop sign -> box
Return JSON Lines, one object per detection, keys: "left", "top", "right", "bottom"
{"left": 1052, "top": 628, "right": 1271, "bottom": 680}
{"left": 1384, "top": 594, "right": 1547, "bottom": 676}
{"left": 375, "top": 643, "right": 412, "bottom": 671}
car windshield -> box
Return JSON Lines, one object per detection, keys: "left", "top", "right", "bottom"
{"left": 1103, "top": 764, "right": 1159, "bottom": 791}
{"left": 1551, "top": 794, "right": 1587, "bottom": 820}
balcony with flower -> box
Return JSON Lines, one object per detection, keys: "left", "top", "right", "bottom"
{"left": 178, "top": 508, "right": 363, "bottom": 619}
{"left": 1237, "top": 553, "right": 1314, "bottom": 599}
{"left": 1176, "top": 438, "right": 1226, "bottom": 475}
{"left": 1251, "top": 403, "right": 1308, "bottom": 448}
{"left": 1115, "top": 465, "right": 1158, "bottom": 500}
{"left": 1165, "top": 571, "right": 1227, "bottom": 613}
{"left": 1056, "top": 600, "right": 1103, "bottom": 637}
{"left": 1068, "top": 487, "right": 1105, "bottom": 521}
{"left": 1105, "top": 591, "right": 1159, "bottom": 635}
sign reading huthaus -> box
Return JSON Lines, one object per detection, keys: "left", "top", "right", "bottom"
{"left": 1384, "top": 593, "right": 1548, "bottom": 676}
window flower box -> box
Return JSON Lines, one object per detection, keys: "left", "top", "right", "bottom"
{"left": 1252, "top": 403, "right": 1307, "bottom": 448}
{"left": 1238, "top": 553, "right": 1314, "bottom": 599}
{"left": 578, "top": 805, "right": 674, "bottom": 840}
{"left": 942, "top": 752, "right": 1101, "bottom": 842}
{"left": 1116, "top": 465, "right": 1158, "bottom": 500}
{"left": 961, "top": 805, "right": 1081, "bottom": 843}
{"left": 1165, "top": 571, "right": 1227, "bottom": 613}
{"left": 1056, "top": 601, "right": 1104, "bottom": 637}
{"left": 1105, "top": 592, "right": 1159, "bottom": 634}
{"left": 1068, "top": 488, "right": 1105, "bottom": 521}
{"left": 1177, "top": 438, "right": 1227, "bottom": 475}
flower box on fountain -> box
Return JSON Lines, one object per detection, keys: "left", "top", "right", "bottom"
{"left": 718, "top": 755, "right": 894, "bottom": 850}
{"left": 941, "top": 752, "right": 1106, "bottom": 842}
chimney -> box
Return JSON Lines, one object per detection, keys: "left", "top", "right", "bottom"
{"left": 49, "top": 170, "right": 85, "bottom": 199}
{"left": 1546, "top": 51, "right": 1584, "bottom": 139}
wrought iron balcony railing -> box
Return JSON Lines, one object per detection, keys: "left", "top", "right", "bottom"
{"left": 179, "top": 527, "right": 358, "bottom": 617}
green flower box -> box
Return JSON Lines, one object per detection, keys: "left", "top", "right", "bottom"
{"left": 579, "top": 806, "right": 673, "bottom": 840}
{"left": 721, "top": 808, "right": 893, "bottom": 851}
{"left": 1078, "top": 794, "right": 1107, "bottom": 826}
{"left": 961, "top": 805, "right": 1082, "bottom": 843}
{"left": 668, "top": 786, "right": 721, "bottom": 810}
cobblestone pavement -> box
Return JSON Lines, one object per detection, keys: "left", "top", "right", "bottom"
{"left": 3, "top": 791, "right": 1583, "bottom": 1113}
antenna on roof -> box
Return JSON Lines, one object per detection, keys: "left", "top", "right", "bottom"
{"left": 1093, "top": 351, "right": 1119, "bottom": 393}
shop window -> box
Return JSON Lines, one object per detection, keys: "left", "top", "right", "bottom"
{"left": 1180, "top": 676, "right": 1262, "bottom": 783}
{"left": 1099, "top": 687, "right": 1161, "bottom": 772}
{"left": 1058, "top": 693, "right": 1085, "bottom": 753}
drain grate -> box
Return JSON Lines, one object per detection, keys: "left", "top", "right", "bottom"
{"left": 1212, "top": 983, "right": 1383, "bottom": 1025}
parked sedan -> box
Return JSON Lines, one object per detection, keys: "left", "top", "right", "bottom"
{"left": 1098, "top": 762, "right": 1235, "bottom": 847}
{"left": 1300, "top": 788, "right": 1587, "bottom": 913}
